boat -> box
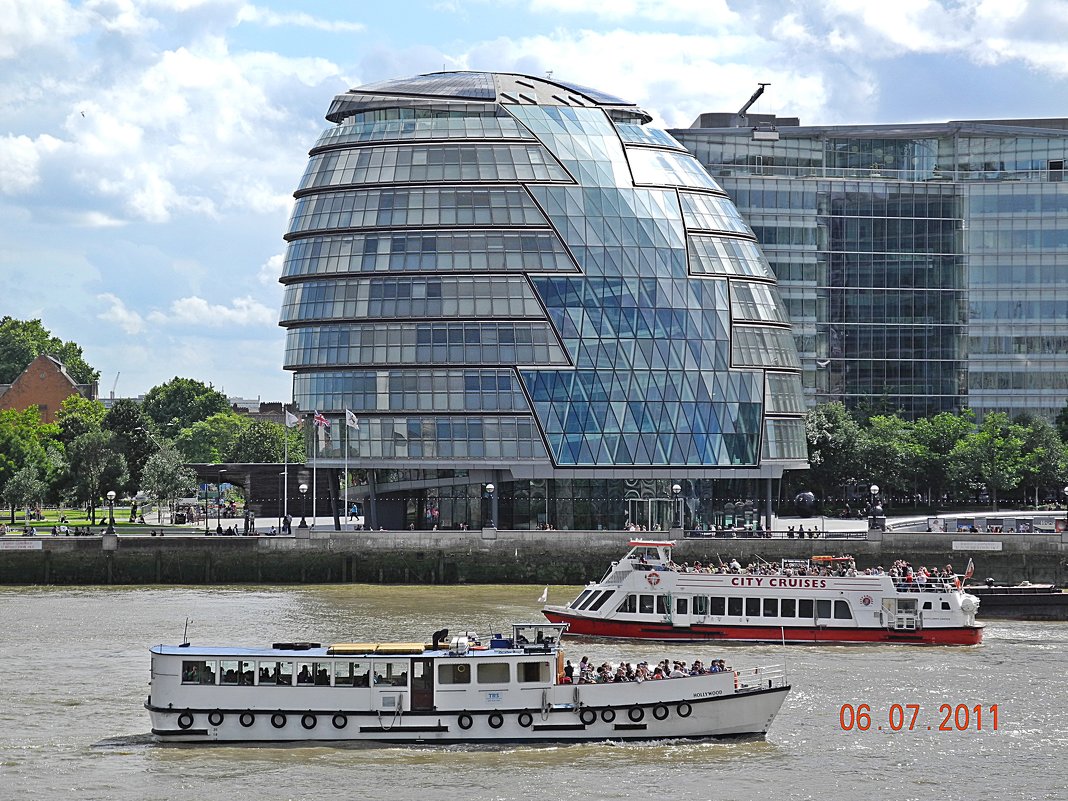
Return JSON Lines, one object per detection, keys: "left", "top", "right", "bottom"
{"left": 966, "top": 581, "right": 1068, "bottom": 620}
{"left": 542, "top": 540, "right": 984, "bottom": 646}
{"left": 146, "top": 622, "right": 790, "bottom": 744}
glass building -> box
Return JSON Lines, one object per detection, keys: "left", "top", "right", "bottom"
{"left": 671, "top": 115, "right": 1068, "bottom": 421}
{"left": 280, "top": 72, "right": 806, "bottom": 530}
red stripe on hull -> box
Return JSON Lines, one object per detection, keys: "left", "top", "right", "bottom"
{"left": 543, "top": 611, "right": 984, "bottom": 646}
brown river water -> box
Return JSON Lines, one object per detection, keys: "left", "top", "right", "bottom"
{"left": 0, "top": 585, "right": 1064, "bottom": 801}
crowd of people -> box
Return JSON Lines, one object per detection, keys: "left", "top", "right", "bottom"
{"left": 562, "top": 655, "right": 732, "bottom": 684}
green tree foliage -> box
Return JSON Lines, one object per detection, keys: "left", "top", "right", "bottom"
{"left": 0, "top": 407, "right": 59, "bottom": 522}
{"left": 1013, "top": 413, "right": 1067, "bottom": 506}
{"left": 2, "top": 464, "right": 48, "bottom": 516}
{"left": 142, "top": 377, "right": 230, "bottom": 431}
{"left": 175, "top": 412, "right": 249, "bottom": 463}
{"left": 857, "top": 415, "right": 925, "bottom": 503}
{"left": 1055, "top": 400, "right": 1068, "bottom": 444}
{"left": 103, "top": 399, "right": 156, "bottom": 493}
{"left": 948, "top": 413, "right": 1026, "bottom": 510}
{"left": 55, "top": 394, "right": 106, "bottom": 446}
{"left": 140, "top": 447, "right": 197, "bottom": 523}
{"left": 63, "top": 430, "right": 129, "bottom": 524}
{"left": 229, "top": 419, "right": 288, "bottom": 462}
{"left": 803, "top": 402, "right": 862, "bottom": 498}
{"left": 0, "top": 316, "right": 99, "bottom": 384}
{"left": 912, "top": 411, "right": 975, "bottom": 504}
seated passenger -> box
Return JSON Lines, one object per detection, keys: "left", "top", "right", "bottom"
{"left": 297, "top": 665, "right": 313, "bottom": 684}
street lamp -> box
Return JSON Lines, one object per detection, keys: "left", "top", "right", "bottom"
{"left": 105, "top": 490, "right": 116, "bottom": 535}
{"left": 1063, "top": 485, "right": 1068, "bottom": 509}
{"left": 869, "top": 484, "right": 880, "bottom": 528}
{"left": 298, "top": 483, "right": 309, "bottom": 528}
{"left": 485, "top": 483, "right": 497, "bottom": 530}
{"left": 672, "top": 483, "right": 682, "bottom": 529}
{"left": 217, "top": 468, "right": 227, "bottom": 533}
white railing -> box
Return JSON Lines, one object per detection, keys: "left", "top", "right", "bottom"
{"left": 734, "top": 664, "right": 789, "bottom": 692}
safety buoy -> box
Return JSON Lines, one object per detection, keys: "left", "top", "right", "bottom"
{"left": 301, "top": 713, "right": 317, "bottom": 730}
{"left": 517, "top": 711, "right": 533, "bottom": 728}
{"left": 579, "top": 708, "right": 597, "bottom": 725}
{"left": 676, "top": 702, "right": 692, "bottom": 718}
{"left": 177, "top": 712, "right": 194, "bottom": 730}
{"left": 734, "top": 673, "right": 740, "bottom": 689}
{"left": 487, "top": 712, "right": 504, "bottom": 729}
{"left": 652, "top": 704, "right": 669, "bottom": 721}
{"left": 628, "top": 706, "right": 645, "bottom": 723}
{"left": 271, "top": 712, "right": 287, "bottom": 729}
{"left": 600, "top": 708, "right": 616, "bottom": 723}
{"left": 332, "top": 713, "right": 348, "bottom": 730}
{"left": 207, "top": 710, "right": 224, "bottom": 727}
{"left": 239, "top": 712, "right": 255, "bottom": 728}
{"left": 647, "top": 571, "right": 661, "bottom": 587}
{"left": 457, "top": 713, "right": 473, "bottom": 730}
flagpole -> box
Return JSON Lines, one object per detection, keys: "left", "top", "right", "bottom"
{"left": 312, "top": 425, "right": 317, "bottom": 529}
{"left": 344, "top": 414, "right": 349, "bottom": 529}
{"left": 283, "top": 417, "right": 288, "bottom": 531}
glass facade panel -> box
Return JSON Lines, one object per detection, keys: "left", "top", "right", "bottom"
{"left": 293, "top": 369, "right": 531, "bottom": 413}
{"left": 314, "top": 115, "right": 534, "bottom": 148}
{"left": 615, "top": 124, "right": 686, "bottom": 149}
{"left": 732, "top": 326, "right": 801, "bottom": 369}
{"left": 629, "top": 149, "right": 723, "bottom": 191}
{"left": 688, "top": 235, "right": 774, "bottom": 278}
{"left": 679, "top": 192, "right": 752, "bottom": 234}
{"left": 731, "top": 281, "right": 789, "bottom": 324}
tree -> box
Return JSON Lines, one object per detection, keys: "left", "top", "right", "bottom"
{"left": 948, "top": 413, "right": 1026, "bottom": 510}
{"left": 912, "top": 410, "right": 975, "bottom": 504}
{"left": 1014, "top": 413, "right": 1067, "bottom": 506}
{"left": 857, "top": 415, "right": 924, "bottom": 505}
{"left": 2, "top": 464, "right": 48, "bottom": 523}
{"left": 56, "top": 394, "right": 106, "bottom": 447}
{"left": 103, "top": 399, "right": 156, "bottom": 493}
{"left": 63, "top": 430, "right": 129, "bottom": 523}
{"left": 142, "top": 377, "right": 230, "bottom": 431}
{"left": 175, "top": 412, "right": 249, "bottom": 463}
{"left": 140, "top": 447, "right": 197, "bottom": 524}
{"left": 1055, "top": 400, "right": 1068, "bottom": 445}
{"left": 0, "top": 316, "right": 99, "bottom": 384}
{"left": 228, "top": 419, "right": 288, "bottom": 462}
{"left": 803, "top": 402, "right": 863, "bottom": 500}
{"left": 0, "top": 407, "right": 58, "bottom": 522}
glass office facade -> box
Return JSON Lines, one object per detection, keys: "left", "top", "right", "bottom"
{"left": 673, "top": 119, "right": 1068, "bottom": 420}
{"left": 280, "top": 72, "right": 806, "bottom": 529}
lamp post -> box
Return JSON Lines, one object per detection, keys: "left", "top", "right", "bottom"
{"left": 105, "top": 490, "right": 116, "bottom": 535}
{"left": 672, "top": 483, "right": 682, "bottom": 529}
{"left": 869, "top": 483, "right": 880, "bottom": 529}
{"left": 485, "top": 482, "right": 497, "bottom": 530}
{"left": 298, "top": 483, "right": 309, "bottom": 528}
{"left": 216, "top": 468, "right": 227, "bottom": 533}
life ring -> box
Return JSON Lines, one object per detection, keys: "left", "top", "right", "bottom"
{"left": 676, "top": 702, "right": 692, "bottom": 718}
{"left": 579, "top": 708, "right": 597, "bottom": 725}
{"left": 487, "top": 712, "right": 504, "bottom": 729}
{"left": 332, "top": 713, "right": 348, "bottom": 730}
{"left": 652, "top": 704, "right": 669, "bottom": 721}
{"left": 301, "top": 713, "right": 317, "bottom": 730}
{"left": 517, "top": 711, "right": 533, "bottom": 728}
{"left": 600, "top": 708, "right": 616, "bottom": 723}
{"left": 646, "top": 571, "right": 661, "bottom": 587}
{"left": 271, "top": 712, "right": 287, "bottom": 729}
{"left": 457, "top": 713, "right": 473, "bottom": 730}
{"left": 207, "top": 710, "right": 224, "bottom": 727}
{"left": 239, "top": 712, "right": 255, "bottom": 728}
{"left": 177, "top": 712, "right": 194, "bottom": 730}
{"left": 628, "top": 706, "right": 645, "bottom": 723}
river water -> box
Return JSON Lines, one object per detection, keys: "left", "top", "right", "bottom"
{"left": 1, "top": 585, "right": 1064, "bottom": 801}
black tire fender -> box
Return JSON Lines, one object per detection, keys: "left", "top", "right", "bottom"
{"left": 332, "top": 713, "right": 348, "bottom": 730}
{"left": 239, "top": 712, "right": 255, "bottom": 728}
{"left": 517, "top": 711, "right": 533, "bottom": 728}
{"left": 600, "top": 708, "right": 616, "bottom": 723}
{"left": 457, "top": 713, "right": 473, "bottom": 730}
{"left": 487, "top": 712, "right": 504, "bottom": 729}
{"left": 271, "top": 712, "right": 287, "bottom": 729}
{"left": 207, "top": 711, "right": 224, "bottom": 727}
{"left": 628, "top": 706, "right": 645, "bottom": 723}
{"left": 579, "top": 708, "right": 597, "bottom": 725}
{"left": 676, "top": 701, "right": 692, "bottom": 718}
{"left": 177, "top": 711, "right": 194, "bottom": 730}
{"left": 652, "top": 703, "right": 669, "bottom": 721}
{"left": 301, "top": 713, "right": 317, "bottom": 730}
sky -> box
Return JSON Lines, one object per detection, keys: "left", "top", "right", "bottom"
{"left": 3, "top": 0, "right": 1068, "bottom": 403}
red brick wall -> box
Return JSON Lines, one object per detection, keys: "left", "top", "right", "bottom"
{"left": 0, "top": 355, "right": 87, "bottom": 424}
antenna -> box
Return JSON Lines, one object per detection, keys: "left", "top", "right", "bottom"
{"left": 181, "top": 617, "right": 191, "bottom": 647}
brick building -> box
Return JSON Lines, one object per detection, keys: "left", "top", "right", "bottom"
{"left": 0, "top": 354, "right": 98, "bottom": 423}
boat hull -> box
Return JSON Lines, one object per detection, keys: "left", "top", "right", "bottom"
{"left": 146, "top": 685, "right": 789, "bottom": 744}
{"left": 543, "top": 608, "right": 984, "bottom": 646}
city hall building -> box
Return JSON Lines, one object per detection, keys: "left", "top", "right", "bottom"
{"left": 279, "top": 72, "right": 807, "bottom": 531}
{"left": 671, "top": 114, "right": 1068, "bottom": 421}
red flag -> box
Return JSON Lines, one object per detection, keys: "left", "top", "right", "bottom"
{"left": 963, "top": 558, "right": 974, "bottom": 580}
{"left": 313, "top": 411, "right": 331, "bottom": 429}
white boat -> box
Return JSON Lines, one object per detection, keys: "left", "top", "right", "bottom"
{"left": 146, "top": 623, "right": 789, "bottom": 744}
{"left": 542, "top": 540, "right": 984, "bottom": 646}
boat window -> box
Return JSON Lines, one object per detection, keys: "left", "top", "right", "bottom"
{"left": 709, "top": 596, "right": 725, "bottom": 615}
{"left": 656, "top": 595, "right": 667, "bottom": 614}
{"left": 798, "top": 599, "right": 813, "bottom": 618}
{"left": 181, "top": 660, "right": 216, "bottom": 685}
{"left": 577, "top": 590, "right": 607, "bottom": 611}
{"left": 334, "top": 661, "right": 371, "bottom": 687}
{"left": 816, "top": 600, "right": 832, "bottom": 619}
{"left": 220, "top": 660, "right": 255, "bottom": 686}
{"left": 296, "top": 662, "right": 332, "bottom": 686}
{"left": 833, "top": 600, "right": 853, "bottom": 619}
{"left": 588, "top": 590, "right": 616, "bottom": 611}
{"left": 922, "top": 601, "right": 933, "bottom": 610}
{"left": 374, "top": 660, "right": 408, "bottom": 687}
{"left": 763, "top": 598, "right": 778, "bottom": 617}
{"left": 639, "top": 594, "right": 654, "bottom": 614}
{"left": 477, "top": 663, "right": 510, "bottom": 683}
{"left": 727, "top": 597, "right": 743, "bottom": 616}
{"left": 780, "top": 598, "right": 796, "bottom": 617}
{"left": 745, "top": 597, "right": 760, "bottom": 617}
{"left": 570, "top": 590, "right": 594, "bottom": 609}
{"left": 941, "top": 601, "right": 951, "bottom": 610}
{"left": 675, "top": 597, "right": 688, "bottom": 615}
{"left": 616, "top": 594, "right": 637, "bottom": 614}
{"left": 694, "top": 596, "right": 708, "bottom": 615}
{"left": 262, "top": 660, "right": 293, "bottom": 686}
{"left": 438, "top": 663, "right": 471, "bottom": 684}
{"left": 518, "top": 660, "right": 550, "bottom": 683}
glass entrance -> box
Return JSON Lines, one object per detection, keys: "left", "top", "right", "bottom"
{"left": 626, "top": 498, "right": 674, "bottom": 532}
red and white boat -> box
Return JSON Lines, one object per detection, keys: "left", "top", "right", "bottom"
{"left": 543, "top": 540, "right": 984, "bottom": 646}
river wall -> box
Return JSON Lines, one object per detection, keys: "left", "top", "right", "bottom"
{"left": 1, "top": 528, "right": 1066, "bottom": 586}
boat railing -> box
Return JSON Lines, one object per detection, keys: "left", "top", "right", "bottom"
{"left": 891, "top": 578, "right": 959, "bottom": 593}
{"left": 733, "top": 664, "right": 788, "bottom": 692}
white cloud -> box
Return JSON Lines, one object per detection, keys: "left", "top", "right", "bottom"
{"left": 0, "top": 135, "right": 45, "bottom": 193}
{"left": 97, "top": 292, "right": 146, "bottom": 334}
{"left": 147, "top": 295, "right": 277, "bottom": 327}
{"left": 235, "top": 3, "right": 365, "bottom": 32}
{"left": 258, "top": 253, "right": 284, "bottom": 286}
{"left": 0, "top": 0, "right": 89, "bottom": 60}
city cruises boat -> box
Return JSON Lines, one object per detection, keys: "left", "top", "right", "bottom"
{"left": 146, "top": 623, "right": 790, "bottom": 744}
{"left": 542, "top": 540, "right": 984, "bottom": 646}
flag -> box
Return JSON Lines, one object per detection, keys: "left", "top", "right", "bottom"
{"left": 345, "top": 409, "right": 359, "bottom": 430}
{"left": 537, "top": 586, "right": 548, "bottom": 603}
{"left": 313, "top": 411, "right": 331, "bottom": 429}
{"left": 285, "top": 409, "right": 300, "bottom": 428}
{"left": 964, "top": 558, "right": 974, "bottom": 580}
